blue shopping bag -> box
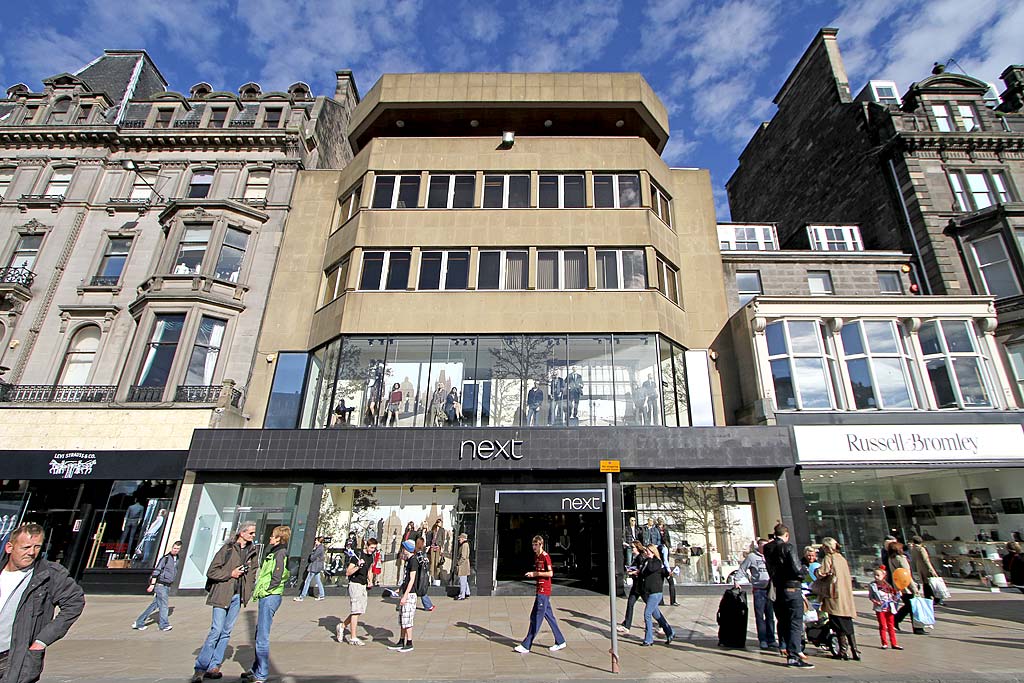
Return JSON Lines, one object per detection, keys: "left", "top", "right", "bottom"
{"left": 911, "top": 596, "right": 935, "bottom": 627}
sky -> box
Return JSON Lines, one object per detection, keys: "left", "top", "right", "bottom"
{"left": 0, "top": 0, "right": 1020, "bottom": 218}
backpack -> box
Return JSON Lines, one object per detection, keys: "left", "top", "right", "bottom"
{"left": 414, "top": 552, "right": 431, "bottom": 595}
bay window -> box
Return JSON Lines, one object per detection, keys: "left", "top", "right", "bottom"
{"left": 359, "top": 250, "right": 411, "bottom": 290}
{"left": 214, "top": 227, "right": 248, "bottom": 282}
{"left": 918, "top": 320, "right": 992, "bottom": 408}
{"left": 594, "top": 173, "right": 641, "bottom": 208}
{"left": 766, "top": 320, "right": 837, "bottom": 410}
{"left": 184, "top": 317, "right": 227, "bottom": 385}
{"left": 839, "top": 320, "right": 916, "bottom": 409}
{"left": 136, "top": 314, "right": 186, "bottom": 389}
{"left": 372, "top": 175, "right": 420, "bottom": 209}
{"left": 969, "top": 234, "right": 1021, "bottom": 298}
{"left": 596, "top": 249, "right": 646, "bottom": 289}
{"left": 417, "top": 250, "right": 470, "bottom": 290}
{"left": 174, "top": 226, "right": 210, "bottom": 274}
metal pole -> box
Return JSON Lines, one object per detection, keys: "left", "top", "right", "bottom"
{"left": 606, "top": 471, "right": 619, "bottom": 673}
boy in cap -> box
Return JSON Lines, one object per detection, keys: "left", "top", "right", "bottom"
{"left": 388, "top": 538, "right": 423, "bottom": 652}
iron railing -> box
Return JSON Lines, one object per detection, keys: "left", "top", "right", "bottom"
{"left": 125, "top": 385, "right": 166, "bottom": 402}
{"left": 89, "top": 275, "right": 120, "bottom": 287}
{"left": 173, "top": 120, "right": 200, "bottom": 129}
{"left": 121, "top": 120, "right": 146, "bottom": 129}
{"left": 0, "top": 266, "right": 35, "bottom": 288}
{"left": 229, "top": 119, "right": 256, "bottom": 128}
{"left": 0, "top": 385, "right": 117, "bottom": 403}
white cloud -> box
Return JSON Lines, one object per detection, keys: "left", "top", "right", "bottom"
{"left": 506, "top": 1, "right": 621, "bottom": 72}
{"left": 661, "top": 134, "right": 698, "bottom": 166}
{"left": 463, "top": 5, "right": 504, "bottom": 44}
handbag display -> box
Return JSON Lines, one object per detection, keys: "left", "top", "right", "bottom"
{"left": 927, "top": 576, "right": 951, "bottom": 600}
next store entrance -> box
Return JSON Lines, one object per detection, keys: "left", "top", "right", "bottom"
{"left": 495, "top": 489, "right": 608, "bottom": 594}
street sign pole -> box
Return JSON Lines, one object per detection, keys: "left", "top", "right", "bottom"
{"left": 600, "top": 459, "right": 621, "bottom": 674}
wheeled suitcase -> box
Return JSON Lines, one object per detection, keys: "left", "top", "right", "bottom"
{"left": 716, "top": 585, "right": 749, "bottom": 648}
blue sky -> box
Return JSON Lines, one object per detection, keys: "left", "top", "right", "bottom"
{"left": 1, "top": 0, "right": 1020, "bottom": 218}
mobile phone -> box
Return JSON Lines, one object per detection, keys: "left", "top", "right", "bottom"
{"left": 236, "top": 564, "right": 249, "bottom": 573}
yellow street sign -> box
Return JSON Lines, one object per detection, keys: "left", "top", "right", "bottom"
{"left": 600, "top": 460, "right": 620, "bottom": 473}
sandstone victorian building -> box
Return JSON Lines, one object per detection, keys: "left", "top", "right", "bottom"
{"left": 0, "top": 50, "right": 357, "bottom": 590}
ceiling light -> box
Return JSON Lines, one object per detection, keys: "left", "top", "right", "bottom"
{"left": 615, "top": 120, "right": 625, "bottom": 127}
{"left": 544, "top": 119, "right": 553, "bottom": 128}
{"left": 396, "top": 120, "right": 405, "bottom": 128}
{"left": 470, "top": 119, "right": 479, "bottom": 127}
{"left": 501, "top": 131, "right": 515, "bottom": 146}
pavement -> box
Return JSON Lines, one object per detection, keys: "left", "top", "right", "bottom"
{"left": 41, "top": 588, "right": 1024, "bottom": 683}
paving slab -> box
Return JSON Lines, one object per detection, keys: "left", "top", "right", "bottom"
{"left": 38, "top": 590, "right": 1024, "bottom": 683}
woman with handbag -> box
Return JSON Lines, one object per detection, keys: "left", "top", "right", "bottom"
{"left": 455, "top": 532, "right": 472, "bottom": 600}
{"left": 816, "top": 537, "right": 859, "bottom": 661}
{"left": 888, "top": 542, "right": 923, "bottom": 634}
{"left": 910, "top": 536, "right": 944, "bottom": 605}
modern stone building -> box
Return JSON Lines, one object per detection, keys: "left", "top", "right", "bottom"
{"left": 726, "top": 28, "right": 1024, "bottom": 409}
{"left": 0, "top": 50, "right": 358, "bottom": 590}
{"left": 175, "top": 73, "right": 795, "bottom": 597}
{"left": 722, "top": 26, "right": 1024, "bottom": 588}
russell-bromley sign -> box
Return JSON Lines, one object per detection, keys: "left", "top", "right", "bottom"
{"left": 793, "top": 424, "right": 1024, "bottom": 464}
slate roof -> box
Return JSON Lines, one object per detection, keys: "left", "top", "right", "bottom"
{"left": 75, "top": 51, "right": 166, "bottom": 108}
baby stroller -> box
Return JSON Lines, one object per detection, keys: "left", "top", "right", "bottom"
{"left": 802, "top": 594, "right": 839, "bottom": 656}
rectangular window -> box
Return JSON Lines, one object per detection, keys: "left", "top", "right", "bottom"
{"left": 129, "top": 172, "right": 156, "bottom": 201}
{"left": 45, "top": 169, "right": 73, "bottom": 197}
{"left": 96, "top": 236, "right": 132, "bottom": 283}
{"left": 263, "top": 108, "right": 283, "bottom": 128}
{"left": 840, "top": 320, "right": 916, "bottom": 409}
{"left": 243, "top": 170, "right": 270, "bottom": 200}
{"left": 416, "top": 250, "right": 470, "bottom": 290}
{"left": 932, "top": 104, "right": 952, "bottom": 132}
{"left": 538, "top": 174, "right": 585, "bottom": 208}
{"left": 214, "top": 226, "right": 248, "bottom": 282}
{"left": 958, "top": 104, "right": 979, "bottom": 132}
{"left": 136, "top": 313, "right": 186, "bottom": 389}
{"left": 209, "top": 108, "right": 229, "bottom": 128}
{"left": 657, "top": 257, "right": 679, "bottom": 304}
{"left": 650, "top": 182, "right": 672, "bottom": 226}
{"left": 372, "top": 175, "right": 420, "bottom": 209}
{"left": 477, "top": 250, "right": 528, "bottom": 290}
{"left": 482, "top": 174, "right": 530, "bottom": 208}
{"left": 185, "top": 316, "right": 227, "bottom": 385}
{"left": 321, "top": 258, "right": 349, "bottom": 306}
{"left": 187, "top": 170, "right": 213, "bottom": 199}
{"left": 918, "top": 319, "right": 992, "bottom": 408}
{"left": 1006, "top": 342, "right": 1024, "bottom": 400}
{"left": 536, "top": 249, "right": 587, "bottom": 289}
{"left": 154, "top": 109, "right": 173, "bottom": 129}
{"left": 174, "top": 226, "right": 210, "bottom": 274}
{"left": 718, "top": 224, "right": 778, "bottom": 251}
{"left": 966, "top": 172, "right": 994, "bottom": 210}
{"left": 594, "top": 173, "right": 641, "bottom": 208}
{"left": 360, "top": 250, "right": 411, "bottom": 290}
{"left": 970, "top": 234, "right": 1021, "bottom": 298}
{"left": 807, "top": 225, "right": 863, "bottom": 251}
{"left": 766, "top": 319, "right": 836, "bottom": 410}
{"left": 0, "top": 169, "right": 12, "bottom": 198}
{"left": 426, "top": 174, "right": 475, "bottom": 209}
{"left": 877, "top": 271, "right": 903, "bottom": 294}
{"left": 75, "top": 104, "right": 93, "bottom": 124}
{"left": 7, "top": 234, "right": 43, "bottom": 270}
{"left": 596, "top": 249, "right": 646, "bottom": 289}
{"left": 338, "top": 185, "right": 362, "bottom": 224}
{"left": 736, "top": 270, "right": 762, "bottom": 305}
{"left": 808, "top": 271, "right": 834, "bottom": 295}
{"left": 947, "top": 169, "right": 1014, "bottom": 212}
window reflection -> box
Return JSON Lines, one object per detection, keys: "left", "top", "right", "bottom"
{"left": 88, "top": 479, "right": 176, "bottom": 570}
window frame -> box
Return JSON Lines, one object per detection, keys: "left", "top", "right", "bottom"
{"left": 932, "top": 103, "right": 953, "bottom": 132}
{"left": 917, "top": 318, "right": 995, "bottom": 409}
{"left": 595, "top": 248, "right": 647, "bottom": 290}
{"left": 371, "top": 174, "right": 421, "bottom": 209}
{"left": 957, "top": 103, "right": 980, "bottom": 132}
{"left": 735, "top": 270, "right": 762, "bottom": 306}
{"left": 476, "top": 249, "right": 530, "bottom": 291}
{"left": 358, "top": 250, "right": 412, "bottom": 291}
{"left": 593, "top": 173, "right": 642, "bottom": 208}
{"left": 482, "top": 174, "right": 530, "bottom": 208}
{"left": 7, "top": 232, "right": 44, "bottom": 271}
{"left": 153, "top": 108, "right": 174, "bottom": 129}
{"left": 656, "top": 256, "right": 680, "bottom": 305}
{"left": 47, "top": 98, "right": 72, "bottom": 125}
{"left": 262, "top": 106, "right": 284, "bottom": 128}
{"left": 213, "top": 225, "right": 250, "bottom": 283}
{"left": 94, "top": 235, "right": 134, "bottom": 285}
{"left": 416, "top": 249, "right": 471, "bottom": 290}
{"left": 183, "top": 315, "right": 228, "bottom": 386}
{"left": 718, "top": 224, "right": 778, "bottom": 251}
{"left": 425, "top": 173, "right": 475, "bottom": 209}
{"left": 807, "top": 271, "right": 834, "bottom": 295}
{"left": 321, "top": 257, "right": 351, "bottom": 306}
{"left": 208, "top": 107, "right": 229, "bottom": 129}
{"left": 838, "top": 319, "right": 918, "bottom": 410}
{"left": 877, "top": 271, "right": 903, "bottom": 295}
{"left": 538, "top": 173, "right": 586, "bottom": 209}
{"left": 0, "top": 168, "right": 14, "bottom": 199}
{"left": 765, "top": 318, "right": 839, "bottom": 411}
{"left": 947, "top": 169, "right": 1014, "bottom": 211}
{"left": 969, "top": 233, "right": 1022, "bottom": 299}
{"left": 650, "top": 181, "right": 673, "bottom": 227}
{"left": 807, "top": 225, "right": 864, "bottom": 251}
{"left": 242, "top": 168, "right": 271, "bottom": 201}
{"left": 44, "top": 167, "right": 74, "bottom": 197}
{"left": 337, "top": 184, "right": 362, "bottom": 227}
{"left": 186, "top": 169, "right": 214, "bottom": 199}
{"left": 56, "top": 324, "right": 102, "bottom": 386}
{"left": 536, "top": 249, "right": 588, "bottom": 290}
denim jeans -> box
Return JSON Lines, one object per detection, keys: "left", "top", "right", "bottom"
{"left": 773, "top": 584, "right": 804, "bottom": 658}
{"left": 752, "top": 586, "right": 776, "bottom": 648}
{"left": 301, "top": 571, "right": 325, "bottom": 599}
{"left": 621, "top": 591, "right": 641, "bottom": 628}
{"left": 194, "top": 593, "right": 241, "bottom": 673}
{"left": 135, "top": 584, "right": 170, "bottom": 629}
{"left": 643, "top": 592, "right": 674, "bottom": 644}
{"left": 521, "top": 593, "right": 565, "bottom": 649}
{"left": 420, "top": 592, "right": 433, "bottom": 610}
{"left": 458, "top": 575, "right": 470, "bottom": 599}
{"left": 251, "top": 594, "right": 282, "bottom": 680}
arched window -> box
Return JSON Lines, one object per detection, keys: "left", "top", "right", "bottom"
{"left": 58, "top": 325, "right": 101, "bottom": 385}
{"left": 48, "top": 98, "right": 72, "bottom": 124}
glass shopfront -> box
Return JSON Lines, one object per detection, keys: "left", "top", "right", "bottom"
{"left": 263, "top": 333, "right": 698, "bottom": 430}
{"left": 803, "top": 467, "right": 1024, "bottom": 588}
{"left": 621, "top": 481, "right": 779, "bottom": 585}
{"left": 181, "top": 482, "right": 314, "bottom": 589}
{"left": 316, "top": 483, "right": 478, "bottom": 589}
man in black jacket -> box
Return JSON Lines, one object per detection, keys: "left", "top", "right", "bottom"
{"left": 764, "top": 523, "right": 813, "bottom": 669}
{"left": 0, "top": 522, "right": 86, "bottom": 683}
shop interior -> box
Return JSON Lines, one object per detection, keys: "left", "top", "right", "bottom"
{"left": 494, "top": 511, "right": 608, "bottom": 593}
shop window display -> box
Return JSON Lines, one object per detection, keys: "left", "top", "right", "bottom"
{"left": 88, "top": 480, "right": 176, "bottom": 570}
{"left": 317, "top": 484, "right": 478, "bottom": 589}
{"left": 622, "top": 482, "right": 766, "bottom": 585}
{"left": 803, "top": 468, "right": 1024, "bottom": 588}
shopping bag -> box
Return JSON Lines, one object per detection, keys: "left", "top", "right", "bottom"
{"left": 802, "top": 607, "right": 819, "bottom": 624}
{"left": 928, "top": 576, "right": 950, "bottom": 600}
{"left": 910, "top": 596, "right": 935, "bottom": 628}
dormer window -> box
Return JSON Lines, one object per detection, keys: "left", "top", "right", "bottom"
{"left": 807, "top": 225, "right": 863, "bottom": 251}
{"left": 74, "top": 104, "right": 93, "bottom": 124}
{"left": 47, "top": 98, "right": 72, "bottom": 125}
{"left": 873, "top": 85, "right": 899, "bottom": 106}
{"left": 209, "top": 108, "right": 229, "bottom": 128}
{"left": 263, "top": 108, "right": 283, "bottom": 128}
{"left": 958, "top": 104, "right": 980, "bottom": 132}
{"left": 154, "top": 108, "right": 174, "bottom": 129}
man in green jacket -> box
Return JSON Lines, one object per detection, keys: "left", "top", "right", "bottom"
{"left": 192, "top": 522, "right": 260, "bottom": 682}
{"left": 0, "top": 522, "right": 85, "bottom": 683}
